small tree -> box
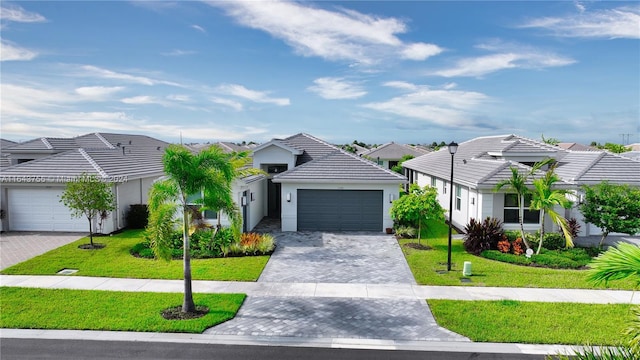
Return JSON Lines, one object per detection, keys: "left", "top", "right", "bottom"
{"left": 529, "top": 165, "right": 573, "bottom": 254}
{"left": 391, "top": 154, "right": 415, "bottom": 174}
{"left": 579, "top": 181, "right": 640, "bottom": 248}
{"left": 390, "top": 184, "right": 444, "bottom": 245}
{"left": 60, "top": 173, "right": 116, "bottom": 248}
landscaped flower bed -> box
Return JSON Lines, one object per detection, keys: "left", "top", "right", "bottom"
{"left": 131, "top": 228, "right": 275, "bottom": 259}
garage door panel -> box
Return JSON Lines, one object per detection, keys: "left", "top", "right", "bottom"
{"left": 297, "top": 189, "right": 382, "bottom": 232}
{"left": 8, "top": 188, "right": 87, "bottom": 232}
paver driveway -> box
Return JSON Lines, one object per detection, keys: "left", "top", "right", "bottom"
{"left": 207, "top": 230, "right": 467, "bottom": 342}
{"left": 0, "top": 232, "right": 85, "bottom": 270}
{"left": 258, "top": 231, "right": 416, "bottom": 284}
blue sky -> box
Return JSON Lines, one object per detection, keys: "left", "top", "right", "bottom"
{"left": 1, "top": 1, "right": 638, "bottom": 145}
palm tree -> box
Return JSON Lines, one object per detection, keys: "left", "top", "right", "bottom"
{"left": 147, "top": 144, "right": 246, "bottom": 313}
{"left": 495, "top": 167, "right": 531, "bottom": 250}
{"left": 494, "top": 160, "right": 552, "bottom": 251}
{"left": 589, "top": 243, "right": 640, "bottom": 355}
{"left": 529, "top": 165, "right": 573, "bottom": 254}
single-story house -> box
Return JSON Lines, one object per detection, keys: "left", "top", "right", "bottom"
{"left": 0, "top": 133, "right": 169, "bottom": 233}
{"left": 248, "top": 133, "right": 407, "bottom": 232}
{"left": 402, "top": 134, "right": 640, "bottom": 237}
{"left": 361, "top": 142, "right": 429, "bottom": 170}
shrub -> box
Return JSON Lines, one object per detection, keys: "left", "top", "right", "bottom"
{"left": 504, "top": 230, "right": 520, "bottom": 242}
{"left": 543, "top": 232, "right": 566, "bottom": 251}
{"left": 481, "top": 250, "right": 532, "bottom": 266}
{"left": 463, "top": 217, "right": 504, "bottom": 255}
{"left": 126, "top": 204, "right": 149, "bottom": 229}
{"left": 497, "top": 239, "right": 511, "bottom": 253}
{"left": 530, "top": 253, "right": 580, "bottom": 269}
{"left": 512, "top": 238, "right": 524, "bottom": 255}
{"left": 395, "top": 225, "right": 417, "bottom": 239}
{"left": 566, "top": 217, "right": 581, "bottom": 238}
{"left": 256, "top": 233, "right": 275, "bottom": 254}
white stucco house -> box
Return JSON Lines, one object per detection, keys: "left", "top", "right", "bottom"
{"left": 360, "top": 142, "right": 429, "bottom": 170}
{"left": 402, "top": 134, "right": 640, "bottom": 237}
{"left": 0, "top": 133, "right": 169, "bottom": 233}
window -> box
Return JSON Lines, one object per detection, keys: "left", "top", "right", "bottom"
{"left": 431, "top": 177, "right": 437, "bottom": 187}
{"left": 443, "top": 182, "right": 447, "bottom": 194}
{"left": 187, "top": 192, "right": 217, "bottom": 220}
{"left": 388, "top": 160, "right": 399, "bottom": 169}
{"left": 455, "top": 185, "right": 462, "bottom": 210}
{"left": 503, "top": 194, "right": 539, "bottom": 224}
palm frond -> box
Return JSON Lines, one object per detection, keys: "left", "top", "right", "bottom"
{"left": 146, "top": 202, "right": 178, "bottom": 261}
{"left": 588, "top": 243, "right": 640, "bottom": 285}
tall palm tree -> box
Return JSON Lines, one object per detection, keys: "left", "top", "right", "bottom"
{"left": 148, "top": 144, "right": 241, "bottom": 313}
{"left": 495, "top": 167, "right": 531, "bottom": 250}
{"left": 494, "top": 160, "right": 552, "bottom": 251}
{"left": 529, "top": 165, "right": 573, "bottom": 254}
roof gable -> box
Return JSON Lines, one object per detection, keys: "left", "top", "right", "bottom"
{"left": 273, "top": 149, "right": 406, "bottom": 183}
{"left": 361, "top": 142, "right": 428, "bottom": 159}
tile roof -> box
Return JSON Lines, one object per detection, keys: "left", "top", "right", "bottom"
{"left": 404, "top": 134, "right": 640, "bottom": 188}
{"left": 0, "top": 146, "right": 166, "bottom": 182}
{"left": 361, "top": 142, "right": 429, "bottom": 160}
{"left": 273, "top": 149, "right": 406, "bottom": 184}
{"left": 280, "top": 133, "right": 338, "bottom": 165}
{"left": 5, "top": 133, "right": 169, "bottom": 152}
{"left": 1, "top": 139, "right": 17, "bottom": 149}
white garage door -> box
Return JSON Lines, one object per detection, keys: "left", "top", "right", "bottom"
{"left": 8, "top": 188, "right": 87, "bottom": 231}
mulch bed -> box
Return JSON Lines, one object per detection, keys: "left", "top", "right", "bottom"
{"left": 161, "top": 305, "right": 209, "bottom": 320}
{"left": 403, "top": 242, "right": 432, "bottom": 250}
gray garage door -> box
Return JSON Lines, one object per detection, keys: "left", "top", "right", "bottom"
{"left": 297, "top": 190, "right": 383, "bottom": 231}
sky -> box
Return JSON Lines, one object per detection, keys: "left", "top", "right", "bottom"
{"left": 1, "top": 1, "right": 639, "bottom": 146}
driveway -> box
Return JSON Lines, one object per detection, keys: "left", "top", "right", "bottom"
{"left": 206, "top": 231, "right": 467, "bottom": 342}
{"left": 258, "top": 231, "right": 416, "bottom": 284}
{"left": 0, "top": 232, "right": 85, "bottom": 270}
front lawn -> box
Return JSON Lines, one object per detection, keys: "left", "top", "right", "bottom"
{"left": 400, "top": 221, "right": 635, "bottom": 289}
{"left": 0, "top": 287, "right": 244, "bottom": 333}
{"left": 0, "top": 230, "right": 269, "bottom": 281}
{"left": 428, "top": 299, "right": 631, "bottom": 345}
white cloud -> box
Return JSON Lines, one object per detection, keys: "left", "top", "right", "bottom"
{"left": 121, "top": 96, "right": 161, "bottom": 105}
{"left": 210, "top": 97, "right": 243, "bottom": 111}
{"left": 0, "top": 39, "right": 37, "bottom": 61}
{"left": 166, "top": 94, "right": 190, "bottom": 102}
{"left": 307, "top": 77, "right": 367, "bottom": 100}
{"left": 431, "top": 42, "right": 575, "bottom": 78}
{"left": 79, "top": 65, "right": 183, "bottom": 87}
{"left": 191, "top": 24, "right": 206, "bottom": 33}
{"left": 161, "top": 49, "right": 196, "bottom": 56}
{"left": 206, "top": 0, "right": 442, "bottom": 65}
{"left": 0, "top": 4, "right": 46, "bottom": 22}
{"left": 217, "top": 84, "right": 290, "bottom": 106}
{"left": 75, "top": 86, "right": 125, "bottom": 100}
{"left": 363, "top": 82, "right": 488, "bottom": 127}
{"left": 520, "top": 5, "right": 640, "bottom": 39}
{"left": 400, "top": 43, "right": 443, "bottom": 61}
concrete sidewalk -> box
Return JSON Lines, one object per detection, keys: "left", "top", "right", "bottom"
{"left": 1, "top": 275, "right": 637, "bottom": 304}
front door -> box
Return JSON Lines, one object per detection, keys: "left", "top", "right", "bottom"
{"left": 267, "top": 179, "right": 281, "bottom": 218}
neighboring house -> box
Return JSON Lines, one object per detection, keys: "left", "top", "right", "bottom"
{"left": 0, "top": 133, "right": 169, "bottom": 233}
{"left": 361, "top": 142, "right": 429, "bottom": 170}
{"left": 628, "top": 143, "right": 640, "bottom": 151}
{"left": 620, "top": 151, "right": 640, "bottom": 162}
{"left": 403, "top": 134, "right": 640, "bottom": 237}
{"left": 249, "top": 133, "right": 407, "bottom": 232}
{"left": 0, "top": 139, "right": 17, "bottom": 169}
{"left": 556, "top": 142, "right": 598, "bottom": 151}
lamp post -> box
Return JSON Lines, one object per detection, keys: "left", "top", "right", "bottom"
{"left": 447, "top": 141, "right": 458, "bottom": 271}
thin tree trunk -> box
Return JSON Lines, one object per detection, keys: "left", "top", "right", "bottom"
{"left": 519, "top": 195, "right": 531, "bottom": 250}
{"left": 182, "top": 208, "right": 196, "bottom": 313}
{"left": 536, "top": 209, "right": 545, "bottom": 255}
{"left": 88, "top": 216, "right": 94, "bottom": 247}
{"left": 599, "top": 231, "right": 609, "bottom": 249}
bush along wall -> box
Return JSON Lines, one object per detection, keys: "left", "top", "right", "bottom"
{"left": 126, "top": 204, "right": 149, "bottom": 229}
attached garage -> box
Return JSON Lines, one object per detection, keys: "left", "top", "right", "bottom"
{"left": 7, "top": 187, "right": 87, "bottom": 231}
{"left": 297, "top": 189, "right": 382, "bottom": 231}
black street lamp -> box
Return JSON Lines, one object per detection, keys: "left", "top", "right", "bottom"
{"left": 447, "top": 141, "right": 458, "bottom": 272}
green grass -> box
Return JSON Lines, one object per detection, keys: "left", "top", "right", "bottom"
{"left": 428, "top": 300, "right": 632, "bottom": 345}
{"left": 0, "top": 287, "right": 245, "bottom": 333}
{"left": 401, "top": 220, "right": 635, "bottom": 289}
{"left": 0, "top": 230, "right": 269, "bottom": 281}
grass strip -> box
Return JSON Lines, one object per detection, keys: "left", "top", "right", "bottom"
{"left": 0, "top": 287, "right": 245, "bottom": 333}
{"left": 428, "top": 299, "right": 632, "bottom": 345}
{"left": 0, "top": 230, "right": 269, "bottom": 281}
